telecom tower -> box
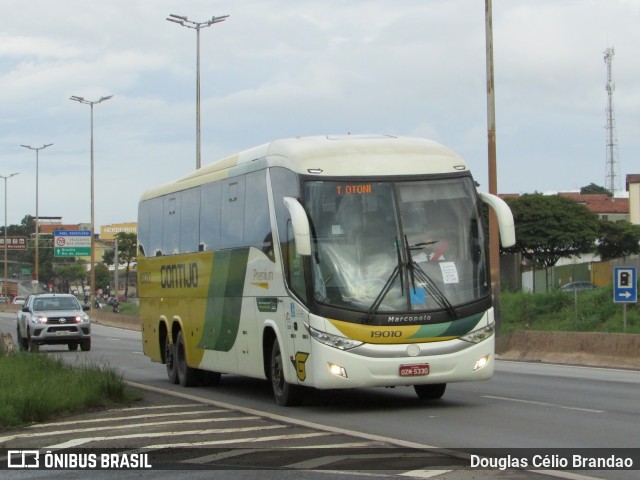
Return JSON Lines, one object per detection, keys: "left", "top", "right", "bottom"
{"left": 604, "top": 47, "right": 620, "bottom": 196}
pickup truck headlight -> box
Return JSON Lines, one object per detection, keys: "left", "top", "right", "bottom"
{"left": 74, "top": 314, "right": 90, "bottom": 323}
{"left": 31, "top": 315, "right": 48, "bottom": 324}
{"left": 310, "top": 326, "right": 363, "bottom": 351}
{"left": 460, "top": 322, "right": 495, "bottom": 344}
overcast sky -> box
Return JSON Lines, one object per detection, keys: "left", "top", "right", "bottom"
{"left": 1, "top": 0, "right": 638, "bottom": 229}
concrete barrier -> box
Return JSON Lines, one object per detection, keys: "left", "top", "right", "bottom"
{"left": 497, "top": 331, "right": 640, "bottom": 370}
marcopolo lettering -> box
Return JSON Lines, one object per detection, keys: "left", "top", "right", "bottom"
{"left": 160, "top": 263, "right": 198, "bottom": 289}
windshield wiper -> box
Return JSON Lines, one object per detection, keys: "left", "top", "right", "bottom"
{"left": 363, "top": 238, "right": 404, "bottom": 323}
{"left": 404, "top": 236, "right": 457, "bottom": 319}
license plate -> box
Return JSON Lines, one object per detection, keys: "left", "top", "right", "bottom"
{"left": 399, "top": 364, "right": 429, "bottom": 377}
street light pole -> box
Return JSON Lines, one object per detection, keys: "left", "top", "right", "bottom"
{"left": 70, "top": 95, "right": 113, "bottom": 318}
{"left": 167, "top": 13, "right": 229, "bottom": 170}
{"left": 485, "top": 0, "right": 502, "bottom": 333}
{"left": 20, "top": 143, "right": 53, "bottom": 291}
{"left": 0, "top": 173, "right": 19, "bottom": 300}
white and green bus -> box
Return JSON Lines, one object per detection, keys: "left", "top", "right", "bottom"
{"left": 137, "top": 135, "right": 515, "bottom": 406}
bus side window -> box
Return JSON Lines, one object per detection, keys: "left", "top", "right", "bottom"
{"left": 287, "top": 220, "right": 308, "bottom": 303}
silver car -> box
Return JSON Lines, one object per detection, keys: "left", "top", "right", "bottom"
{"left": 16, "top": 294, "right": 91, "bottom": 352}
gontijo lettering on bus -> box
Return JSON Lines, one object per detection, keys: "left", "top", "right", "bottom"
{"left": 160, "top": 263, "right": 198, "bottom": 288}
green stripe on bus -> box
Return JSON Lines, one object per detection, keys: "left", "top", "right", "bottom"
{"left": 198, "top": 248, "right": 250, "bottom": 351}
{"left": 407, "top": 312, "right": 484, "bottom": 340}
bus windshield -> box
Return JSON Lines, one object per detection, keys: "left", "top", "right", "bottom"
{"left": 305, "top": 177, "right": 489, "bottom": 316}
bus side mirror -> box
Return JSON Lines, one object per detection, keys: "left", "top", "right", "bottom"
{"left": 283, "top": 197, "right": 312, "bottom": 256}
{"left": 478, "top": 192, "right": 516, "bottom": 248}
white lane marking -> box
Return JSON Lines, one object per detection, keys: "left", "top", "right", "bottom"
{"left": 286, "top": 452, "right": 432, "bottom": 469}
{"left": 47, "top": 425, "right": 286, "bottom": 448}
{"left": 399, "top": 470, "right": 453, "bottom": 479}
{"left": 184, "top": 448, "right": 259, "bottom": 464}
{"left": 145, "top": 431, "right": 332, "bottom": 449}
{"left": 483, "top": 395, "right": 605, "bottom": 413}
{"left": 26, "top": 409, "right": 228, "bottom": 428}
{"left": 127, "top": 381, "right": 439, "bottom": 449}
{"left": 2, "top": 415, "right": 261, "bottom": 442}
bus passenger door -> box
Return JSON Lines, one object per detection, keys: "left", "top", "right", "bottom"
{"left": 284, "top": 298, "right": 311, "bottom": 386}
{"left": 283, "top": 220, "right": 313, "bottom": 386}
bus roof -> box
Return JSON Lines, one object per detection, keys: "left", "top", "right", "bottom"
{"left": 140, "top": 135, "right": 468, "bottom": 201}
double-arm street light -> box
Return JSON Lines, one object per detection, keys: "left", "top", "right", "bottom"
{"left": 1, "top": 173, "right": 19, "bottom": 299}
{"left": 70, "top": 95, "right": 113, "bottom": 316}
{"left": 167, "top": 13, "right": 229, "bottom": 170}
{"left": 20, "top": 143, "right": 53, "bottom": 290}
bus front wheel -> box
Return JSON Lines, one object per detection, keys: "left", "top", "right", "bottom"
{"left": 414, "top": 383, "right": 446, "bottom": 400}
{"left": 270, "top": 339, "right": 303, "bottom": 406}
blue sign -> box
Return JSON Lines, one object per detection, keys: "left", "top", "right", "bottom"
{"left": 613, "top": 267, "right": 637, "bottom": 304}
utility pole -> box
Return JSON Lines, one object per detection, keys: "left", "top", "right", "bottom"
{"left": 20, "top": 143, "right": 53, "bottom": 289}
{"left": 485, "top": 0, "right": 502, "bottom": 333}
{"left": 69, "top": 95, "right": 113, "bottom": 318}
{"left": 167, "top": 13, "right": 229, "bottom": 170}
{"left": 0, "top": 173, "right": 19, "bottom": 299}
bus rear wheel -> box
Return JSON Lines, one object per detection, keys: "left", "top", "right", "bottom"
{"left": 165, "top": 334, "right": 178, "bottom": 384}
{"left": 414, "top": 383, "right": 446, "bottom": 400}
{"left": 175, "top": 330, "right": 198, "bottom": 387}
{"left": 270, "top": 339, "right": 303, "bottom": 406}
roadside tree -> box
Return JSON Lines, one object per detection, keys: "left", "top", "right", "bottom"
{"left": 596, "top": 220, "right": 640, "bottom": 261}
{"left": 503, "top": 194, "right": 600, "bottom": 289}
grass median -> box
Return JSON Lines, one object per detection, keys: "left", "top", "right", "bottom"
{"left": 0, "top": 352, "right": 141, "bottom": 430}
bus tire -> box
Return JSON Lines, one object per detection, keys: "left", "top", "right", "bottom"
{"left": 175, "top": 330, "right": 198, "bottom": 387}
{"left": 270, "top": 338, "right": 303, "bottom": 406}
{"left": 165, "top": 334, "right": 179, "bottom": 384}
{"left": 414, "top": 383, "right": 446, "bottom": 400}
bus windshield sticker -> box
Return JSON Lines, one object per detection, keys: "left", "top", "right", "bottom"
{"left": 410, "top": 287, "right": 426, "bottom": 305}
{"left": 439, "top": 262, "right": 459, "bottom": 284}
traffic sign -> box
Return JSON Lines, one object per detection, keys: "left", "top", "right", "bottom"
{"left": 0, "top": 236, "right": 28, "bottom": 250}
{"left": 54, "top": 247, "right": 91, "bottom": 257}
{"left": 54, "top": 230, "right": 91, "bottom": 257}
{"left": 613, "top": 266, "right": 637, "bottom": 304}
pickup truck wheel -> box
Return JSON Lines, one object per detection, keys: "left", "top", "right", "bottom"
{"left": 68, "top": 342, "right": 79, "bottom": 351}
{"left": 16, "top": 327, "right": 28, "bottom": 351}
{"left": 27, "top": 332, "right": 39, "bottom": 353}
{"left": 80, "top": 339, "right": 91, "bottom": 351}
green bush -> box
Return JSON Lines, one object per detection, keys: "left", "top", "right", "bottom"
{"left": 0, "top": 353, "right": 140, "bottom": 430}
{"left": 500, "top": 287, "right": 640, "bottom": 335}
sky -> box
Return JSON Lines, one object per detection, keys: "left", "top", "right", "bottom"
{"left": 1, "top": 0, "right": 639, "bottom": 229}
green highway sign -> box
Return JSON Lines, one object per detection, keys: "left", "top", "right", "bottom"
{"left": 54, "top": 247, "right": 91, "bottom": 257}
{"left": 54, "top": 230, "right": 92, "bottom": 257}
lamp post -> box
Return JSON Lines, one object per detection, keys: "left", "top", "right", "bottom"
{"left": 167, "top": 13, "right": 229, "bottom": 170}
{"left": 485, "top": 0, "right": 501, "bottom": 333}
{"left": 0, "top": 173, "right": 19, "bottom": 300}
{"left": 20, "top": 143, "right": 53, "bottom": 290}
{"left": 69, "top": 95, "right": 113, "bottom": 317}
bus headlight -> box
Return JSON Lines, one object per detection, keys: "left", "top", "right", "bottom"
{"left": 460, "top": 322, "right": 494, "bottom": 344}
{"left": 309, "top": 327, "right": 363, "bottom": 351}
